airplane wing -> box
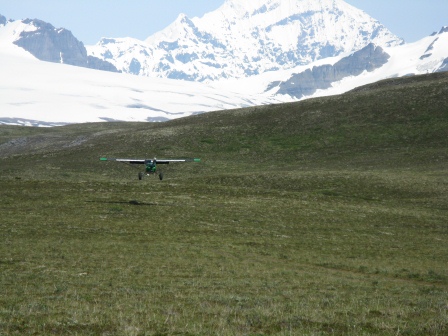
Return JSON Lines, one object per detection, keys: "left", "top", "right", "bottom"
{"left": 100, "top": 158, "right": 145, "bottom": 164}
{"left": 155, "top": 158, "right": 201, "bottom": 164}
{"left": 100, "top": 158, "right": 200, "bottom": 164}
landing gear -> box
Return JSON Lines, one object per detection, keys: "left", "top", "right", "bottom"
{"left": 138, "top": 171, "right": 164, "bottom": 181}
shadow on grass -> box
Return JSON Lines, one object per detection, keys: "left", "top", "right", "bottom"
{"left": 86, "top": 200, "right": 172, "bottom": 206}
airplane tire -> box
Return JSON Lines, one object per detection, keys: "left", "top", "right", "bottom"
{"left": 138, "top": 172, "right": 143, "bottom": 180}
{"left": 159, "top": 172, "right": 164, "bottom": 181}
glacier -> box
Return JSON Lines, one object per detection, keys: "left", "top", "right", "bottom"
{"left": 0, "top": 20, "right": 278, "bottom": 126}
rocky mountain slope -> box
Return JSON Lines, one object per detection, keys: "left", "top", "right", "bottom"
{"left": 0, "top": 16, "right": 118, "bottom": 72}
{"left": 217, "top": 26, "right": 448, "bottom": 101}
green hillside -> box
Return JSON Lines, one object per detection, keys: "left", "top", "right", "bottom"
{"left": 0, "top": 72, "right": 447, "bottom": 335}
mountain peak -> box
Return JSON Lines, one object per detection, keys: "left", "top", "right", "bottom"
{"left": 90, "top": 0, "right": 403, "bottom": 81}
{"left": 145, "top": 13, "right": 196, "bottom": 45}
{"left": 218, "top": 0, "right": 367, "bottom": 17}
{"left": 439, "top": 26, "right": 448, "bottom": 34}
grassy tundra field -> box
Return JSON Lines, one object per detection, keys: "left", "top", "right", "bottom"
{"left": 0, "top": 72, "right": 447, "bottom": 335}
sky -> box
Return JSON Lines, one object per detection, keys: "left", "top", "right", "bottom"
{"left": 1, "top": 0, "right": 447, "bottom": 45}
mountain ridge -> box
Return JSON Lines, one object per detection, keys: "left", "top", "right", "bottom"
{"left": 0, "top": 1, "right": 447, "bottom": 127}
{"left": 18, "top": 18, "right": 119, "bottom": 72}
{"left": 0, "top": 17, "right": 118, "bottom": 72}
{"left": 88, "top": 0, "right": 403, "bottom": 81}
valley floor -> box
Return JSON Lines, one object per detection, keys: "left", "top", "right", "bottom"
{"left": 0, "top": 166, "right": 447, "bottom": 335}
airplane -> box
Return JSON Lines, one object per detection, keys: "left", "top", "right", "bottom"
{"left": 100, "top": 157, "right": 200, "bottom": 180}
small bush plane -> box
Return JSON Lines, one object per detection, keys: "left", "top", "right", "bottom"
{"left": 100, "top": 157, "right": 200, "bottom": 180}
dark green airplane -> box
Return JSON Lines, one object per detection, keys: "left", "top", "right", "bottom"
{"left": 100, "top": 157, "right": 200, "bottom": 180}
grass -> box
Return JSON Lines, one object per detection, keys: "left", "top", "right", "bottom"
{"left": 0, "top": 72, "right": 447, "bottom": 335}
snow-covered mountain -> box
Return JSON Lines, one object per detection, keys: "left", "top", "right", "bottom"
{"left": 87, "top": 0, "right": 403, "bottom": 81}
{"left": 0, "top": 18, "right": 277, "bottom": 126}
{"left": 0, "top": 0, "right": 447, "bottom": 127}
{"left": 216, "top": 26, "right": 448, "bottom": 100}
{"left": 281, "top": 26, "right": 448, "bottom": 97}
